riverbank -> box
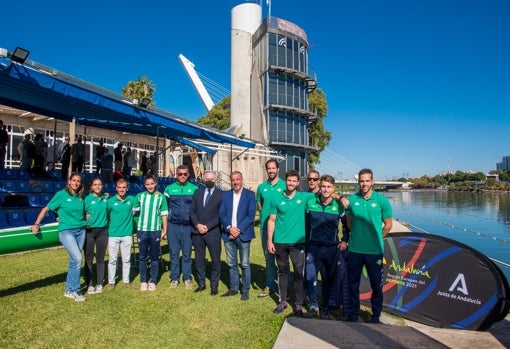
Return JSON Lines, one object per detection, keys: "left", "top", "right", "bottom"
{"left": 390, "top": 219, "right": 411, "bottom": 233}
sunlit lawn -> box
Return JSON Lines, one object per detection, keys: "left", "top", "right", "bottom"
{"left": 0, "top": 229, "right": 288, "bottom": 349}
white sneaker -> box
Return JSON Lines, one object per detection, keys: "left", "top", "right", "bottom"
{"left": 148, "top": 283, "right": 157, "bottom": 291}
{"left": 140, "top": 282, "right": 148, "bottom": 291}
{"left": 95, "top": 285, "right": 103, "bottom": 293}
{"left": 64, "top": 290, "right": 86, "bottom": 302}
{"left": 170, "top": 280, "right": 178, "bottom": 289}
{"left": 86, "top": 286, "right": 96, "bottom": 294}
{"left": 184, "top": 280, "right": 193, "bottom": 290}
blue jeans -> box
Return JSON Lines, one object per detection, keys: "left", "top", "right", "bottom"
{"left": 59, "top": 228, "right": 86, "bottom": 292}
{"left": 167, "top": 223, "right": 192, "bottom": 282}
{"left": 306, "top": 245, "right": 339, "bottom": 308}
{"left": 347, "top": 252, "right": 384, "bottom": 322}
{"left": 137, "top": 231, "right": 161, "bottom": 283}
{"left": 261, "top": 229, "right": 277, "bottom": 290}
{"left": 224, "top": 238, "right": 251, "bottom": 293}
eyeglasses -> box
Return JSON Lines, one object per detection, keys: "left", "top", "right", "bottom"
{"left": 177, "top": 173, "right": 188, "bottom": 177}
{"left": 308, "top": 178, "right": 319, "bottom": 182}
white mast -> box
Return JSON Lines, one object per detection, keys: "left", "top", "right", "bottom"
{"left": 178, "top": 54, "right": 215, "bottom": 112}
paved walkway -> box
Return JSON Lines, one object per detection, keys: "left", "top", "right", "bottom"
{"left": 273, "top": 314, "right": 510, "bottom": 348}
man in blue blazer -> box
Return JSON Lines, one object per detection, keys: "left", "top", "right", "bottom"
{"left": 219, "top": 171, "right": 257, "bottom": 301}
{"left": 190, "top": 170, "right": 223, "bottom": 295}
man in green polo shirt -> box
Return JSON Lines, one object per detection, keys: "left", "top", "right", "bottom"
{"left": 346, "top": 168, "right": 393, "bottom": 324}
{"left": 256, "top": 159, "right": 286, "bottom": 298}
{"left": 107, "top": 178, "right": 135, "bottom": 290}
{"left": 267, "top": 169, "right": 315, "bottom": 316}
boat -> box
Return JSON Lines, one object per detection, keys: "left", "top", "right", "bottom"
{"left": 0, "top": 222, "right": 59, "bottom": 255}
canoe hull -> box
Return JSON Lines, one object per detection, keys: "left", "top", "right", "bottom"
{"left": 0, "top": 223, "right": 60, "bottom": 255}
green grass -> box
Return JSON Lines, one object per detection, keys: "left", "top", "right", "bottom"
{"left": 0, "top": 230, "right": 289, "bottom": 349}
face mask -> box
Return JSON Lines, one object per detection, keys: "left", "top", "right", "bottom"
{"left": 205, "top": 180, "right": 215, "bottom": 189}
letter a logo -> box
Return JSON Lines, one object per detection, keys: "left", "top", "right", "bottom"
{"left": 448, "top": 273, "right": 468, "bottom": 295}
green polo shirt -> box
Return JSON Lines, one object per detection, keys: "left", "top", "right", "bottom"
{"left": 84, "top": 193, "right": 108, "bottom": 228}
{"left": 107, "top": 194, "right": 135, "bottom": 237}
{"left": 346, "top": 190, "right": 393, "bottom": 255}
{"left": 270, "top": 191, "right": 315, "bottom": 244}
{"left": 47, "top": 189, "right": 86, "bottom": 231}
{"left": 133, "top": 191, "right": 168, "bottom": 231}
{"left": 256, "top": 178, "right": 286, "bottom": 230}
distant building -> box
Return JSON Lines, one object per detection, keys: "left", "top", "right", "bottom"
{"left": 496, "top": 156, "right": 510, "bottom": 171}
{"left": 486, "top": 173, "right": 499, "bottom": 182}
{"left": 231, "top": 3, "right": 317, "bottom": 176}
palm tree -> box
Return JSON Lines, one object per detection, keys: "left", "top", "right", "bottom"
{"left": 122, "top": 76, "right": 156, "bottom": 106}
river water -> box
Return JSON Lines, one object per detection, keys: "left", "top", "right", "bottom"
{"left": 386, "top": 190, "right": 510, "bottom": 282}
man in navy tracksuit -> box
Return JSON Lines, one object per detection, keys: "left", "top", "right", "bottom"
{"left": 305, "top": 174, "right": 350, "bottom": 319}
{"left": 164, "top": 165, "right": 198, "bottom": 290}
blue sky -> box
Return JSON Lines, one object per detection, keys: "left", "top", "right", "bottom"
{"left": 2, "top": 0, "right": 509, "bottom": 179}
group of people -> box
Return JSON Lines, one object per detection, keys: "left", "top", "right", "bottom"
{"left": 29, "top": 160, "right": 393, "bottom": 324}
{"left": 164, "top": 166, "right": 255, "bottom": 299}
{"left": 56, "top": 135, "right": 83, "bottom": 180}
{"left": 15, "top": 132, "right": 50, "bottom": 175}
{"left": 95, "top": 141, "right": 137, "bottom": 182}
{"left": 0, "top": 127, "right": 150, "bottom": 180}
{"left": 27, "top": 166, "right": 253, "bottom": 301}
{"left": 257, "top": 160, "right": 393, "bottom": 323}
{"left": 30, "top": 174, "right": 137, "bottom": 301}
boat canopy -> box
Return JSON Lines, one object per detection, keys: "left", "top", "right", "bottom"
{"left": 0, "top": 57, "right": 255, "bottom": 154}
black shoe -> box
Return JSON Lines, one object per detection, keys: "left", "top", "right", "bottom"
{"left": 304, "top": 306, "right": 319, "bottom": 319}
{"left": 210, "top": 286, "right": 218, "bottom": 295}
{"left": 320, "top": 307, "right": 330, "bottom": 320}
{"left": 221, "top": 289, "right": 238, "bottom": 297}
{"left": 194, "top": 285, "right": 206, "bottom": 293}
{"left": 273, "top": 302, "right": 288, "bottom": 314}
{"left": 293, "top": 306, "right": 303, "bottom": 317}
{"left": 240, "top": 292, "right": 249, "bottom": 301}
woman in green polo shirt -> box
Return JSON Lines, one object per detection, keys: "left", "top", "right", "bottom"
{"left": 31, "top": 173, "right": 87, "bottom": 302}
{"left": 84, "top": 177, "right": 109, "bottom": 294}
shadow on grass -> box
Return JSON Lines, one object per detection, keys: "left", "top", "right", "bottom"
{"left": 251, "top": 263, "right": 267, "bottom": 291}
{"left": 0, "top": 272, "right": 67, "bottom": 298}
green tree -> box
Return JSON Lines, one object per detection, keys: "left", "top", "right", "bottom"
{"left": 122, "top": 76, "right": 156, "bottom": 106}
{"left": 308, "top": 88, "right": 331, "bottom": 167}
{"left": 495, "top": 169, "right": 510, "bottom": 182}
{"left": 196, "top": 96, "right": 231, "bottom": 130}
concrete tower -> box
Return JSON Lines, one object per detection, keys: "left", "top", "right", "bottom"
{"left": 230, "top": 3, "right": 262, "bottom": 140}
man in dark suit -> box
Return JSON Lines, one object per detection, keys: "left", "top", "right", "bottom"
{"left": 219, "top": 171, "right": 257, "bottom": 301}
{"left": 190, "top": 170, "right": 222, "bottom": 295}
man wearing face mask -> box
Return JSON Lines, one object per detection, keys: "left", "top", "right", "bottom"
{"left": 190, "top": 171, "right": 223, "bottom": 295}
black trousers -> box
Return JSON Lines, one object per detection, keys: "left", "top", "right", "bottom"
{"left": 84, "top": 227, "right": 108, "bottom": 286}
{"left": 274, "top": 243, "right": 306, "bottom": 308}
{"left": 61, "top": 160, "right": 70, "bottom": 179}
{"left": 192, "top": 233, "right": 221, "bottom": 287}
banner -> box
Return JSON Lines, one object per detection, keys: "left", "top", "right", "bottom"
{"left": 359, "top": 232, "right": 509, "bottom": 330}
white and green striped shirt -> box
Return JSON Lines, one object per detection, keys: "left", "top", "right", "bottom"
{"left": 133, "top": 191, "right": 168, "bottom": 231}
